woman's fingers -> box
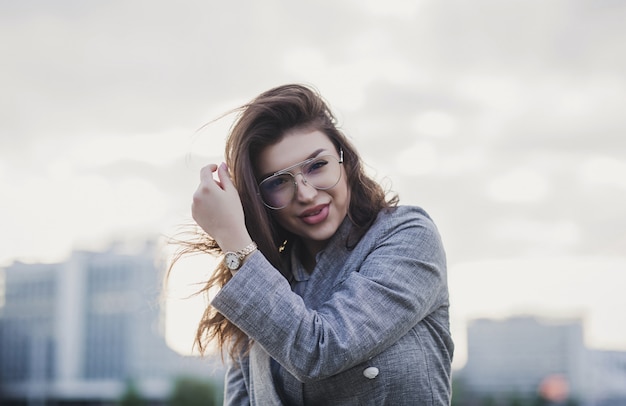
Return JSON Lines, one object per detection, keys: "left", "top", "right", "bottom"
{"left": 216, "top": 162, "right": 234, "bottom": 191}
{"left": 199, "top": 163, "right": 222, "bottom": 188}
{"left": 192, "top": 162, "right": 246, "bottom": 241}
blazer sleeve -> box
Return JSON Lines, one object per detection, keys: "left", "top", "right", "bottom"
{"left": 223, "top": 353, "right": 250, "bottom": 406}
{"left": 211, "top": 208, "right": 448, "bottom": 383}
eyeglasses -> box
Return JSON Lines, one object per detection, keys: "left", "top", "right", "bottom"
{"left": 258, "top": 150, "right": 344, "bottom": 210}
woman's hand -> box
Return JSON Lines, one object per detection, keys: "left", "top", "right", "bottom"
{"left": 192, "top": 163, "right": 253, "bottom": 252}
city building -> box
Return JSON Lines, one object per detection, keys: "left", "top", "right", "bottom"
{"left": 458, "top": 315, "right": 626, "bottom": 405}
{"left": 586, "top": 349, "right": 626, "bottom": 406}
{"left": 0, "top": 241, "right": 223, "bottom": 405}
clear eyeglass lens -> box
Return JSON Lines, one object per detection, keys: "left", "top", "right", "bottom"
{"left": 259, "top": 155, "right": 341, "bottom": 209}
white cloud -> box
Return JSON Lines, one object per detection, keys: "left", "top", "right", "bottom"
{"left": 282, "top": 56, "right": 417, "bottom": 114}
{"left": 580, "top": 155, "right": 626, "bottom": 189}
{"left": 488, "top": 217, "right": 582, "bottom": 249}
{"left": 0, "top": 168, "right": 169, "bottom": 266}
{"left": 69, "top": 129, "right": 198, "bottom": 167}
{"left": 486, "top": 167, "right": 550, "bottom": 203}
{"left": 438, "top": 147, "right": 489, "bottom": 176}
{"left": 455, "top": 73, "right": 529, "bottom": 115}
{"left": 542, "top": 74, "right": 626, "bottom": 121}
{"left": 395, "top": 141, "right": 438, "bottom": 176}
{"left": 350, "top": 0, "right": 423, "bottom": 19}
{"left": 282, "top": 48, "right": 329, "bottom": 78}
{"left": 411, "top": 110, "right": 458, "bottom": 138}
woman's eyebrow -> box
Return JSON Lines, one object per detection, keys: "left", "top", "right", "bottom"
{"left": 260, "top": 148, "right": 328, "bottom": 179}
{"left": 304, "top": 148, "right": 327, "bottom": 161}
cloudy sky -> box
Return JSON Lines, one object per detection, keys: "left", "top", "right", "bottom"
{"left": 2, "top": 0, "right": 625, "bottom": 369}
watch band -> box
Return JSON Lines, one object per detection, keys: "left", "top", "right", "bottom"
{"left": 235, "top": 242, "right": 258, "bottom": 259}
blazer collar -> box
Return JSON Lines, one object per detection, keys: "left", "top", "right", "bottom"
{"left": 289, "top": 215, "right": 354, "bottom": 306}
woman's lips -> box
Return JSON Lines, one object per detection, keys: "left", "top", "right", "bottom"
{"left": 299, "top": 204, "right": 329, "bottom": 225}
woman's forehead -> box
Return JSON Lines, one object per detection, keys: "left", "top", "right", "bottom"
{"left": 256, "top": 130, "right": 335, "bottom": 175}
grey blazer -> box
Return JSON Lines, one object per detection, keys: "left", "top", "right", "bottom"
{"left": 212, "top": 206, "right": 454, "bottom": 405}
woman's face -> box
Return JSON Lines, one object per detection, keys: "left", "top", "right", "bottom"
{"left": 256, "top": 128, "right": 350, "bottom": 256}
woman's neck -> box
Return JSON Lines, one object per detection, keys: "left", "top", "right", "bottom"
{"left": 299, "top": 240, "right": 325, "bottom": 272}
{"left": 301, "top": 251, "right": 316, "bottom": 273}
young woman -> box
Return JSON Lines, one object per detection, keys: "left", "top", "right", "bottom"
{"left": 179, "top": 84, "right": 453, "bottom": 405}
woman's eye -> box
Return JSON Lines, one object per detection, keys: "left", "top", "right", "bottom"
{"left": 307, "top": 159, "right": 328, "bottom": 173}
{"left": 265, "top": 176, "right": 290, "bottom": 190}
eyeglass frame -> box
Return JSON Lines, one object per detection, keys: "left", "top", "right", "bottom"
{"left": 257, "top": 149, "right": 344, "bottom": 210}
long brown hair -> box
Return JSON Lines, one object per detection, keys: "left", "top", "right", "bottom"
{"left": 169, "top": 84, "right": 398, "bottom": 358}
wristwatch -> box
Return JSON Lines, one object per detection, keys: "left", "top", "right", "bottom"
{"left": 224, "top": 242, "right": 258, "bottom": 271}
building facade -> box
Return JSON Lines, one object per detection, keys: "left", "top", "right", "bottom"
{"left": 586, "top": 349, "right": 626, "bottom": 406}
{"left": 0, "top": 241, "right": 221, "bottom": 404}
{"left": 459, "top": 315, "right": 626, "bottom": 405}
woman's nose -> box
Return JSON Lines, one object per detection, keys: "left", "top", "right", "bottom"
{"left": 294, "top": 173, "right": 317, "bottom": 201}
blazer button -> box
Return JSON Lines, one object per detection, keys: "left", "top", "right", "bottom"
{"left": 363, "top": 367, "right": 379, "bottom": 379}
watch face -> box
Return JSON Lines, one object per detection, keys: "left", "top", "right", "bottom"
{"left": 225, "top": 253, "right": 240, "bottom": 270}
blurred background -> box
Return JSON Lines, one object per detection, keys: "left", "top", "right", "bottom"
{"left": 1, "top": 0, "right": 625, "bottom": 404}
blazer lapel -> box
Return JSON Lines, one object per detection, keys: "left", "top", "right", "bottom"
{"left": 302, "top": 216, "right": 355, "bottom": 308}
